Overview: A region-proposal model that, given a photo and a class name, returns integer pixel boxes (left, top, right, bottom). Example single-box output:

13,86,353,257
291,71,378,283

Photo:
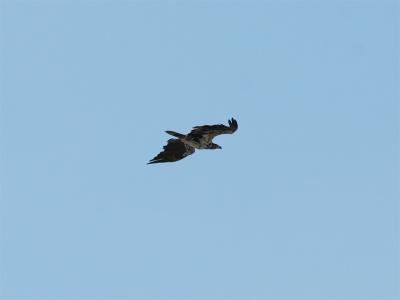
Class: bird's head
209,143,222,150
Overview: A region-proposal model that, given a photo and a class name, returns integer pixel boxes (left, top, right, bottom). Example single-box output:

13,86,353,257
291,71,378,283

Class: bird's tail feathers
165,131,185,139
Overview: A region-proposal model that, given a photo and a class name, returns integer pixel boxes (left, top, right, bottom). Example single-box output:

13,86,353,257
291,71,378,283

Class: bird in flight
148,118,238,164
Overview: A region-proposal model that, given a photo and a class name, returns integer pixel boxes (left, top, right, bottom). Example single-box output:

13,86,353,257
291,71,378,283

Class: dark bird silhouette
148,118,238,164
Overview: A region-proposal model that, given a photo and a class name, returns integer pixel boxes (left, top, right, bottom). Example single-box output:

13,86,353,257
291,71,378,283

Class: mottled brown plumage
148,118,238,164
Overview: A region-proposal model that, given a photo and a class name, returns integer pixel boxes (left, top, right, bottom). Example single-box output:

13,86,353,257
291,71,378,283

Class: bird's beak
218,146,222,149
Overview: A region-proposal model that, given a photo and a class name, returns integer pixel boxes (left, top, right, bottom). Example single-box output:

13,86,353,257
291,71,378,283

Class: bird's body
148,118,238,164
166,130,219,149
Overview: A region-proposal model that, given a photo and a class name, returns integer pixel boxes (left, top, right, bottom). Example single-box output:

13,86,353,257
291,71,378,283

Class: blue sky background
1,0,399,299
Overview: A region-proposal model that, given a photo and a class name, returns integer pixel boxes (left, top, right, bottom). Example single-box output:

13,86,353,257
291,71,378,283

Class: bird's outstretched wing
148,139,195,164
188,118,238,140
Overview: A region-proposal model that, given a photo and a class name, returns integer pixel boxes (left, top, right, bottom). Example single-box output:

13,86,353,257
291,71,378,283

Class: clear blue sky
1,0,399,299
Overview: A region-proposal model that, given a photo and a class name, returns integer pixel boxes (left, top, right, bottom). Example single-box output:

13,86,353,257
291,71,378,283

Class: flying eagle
148,118,238,164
